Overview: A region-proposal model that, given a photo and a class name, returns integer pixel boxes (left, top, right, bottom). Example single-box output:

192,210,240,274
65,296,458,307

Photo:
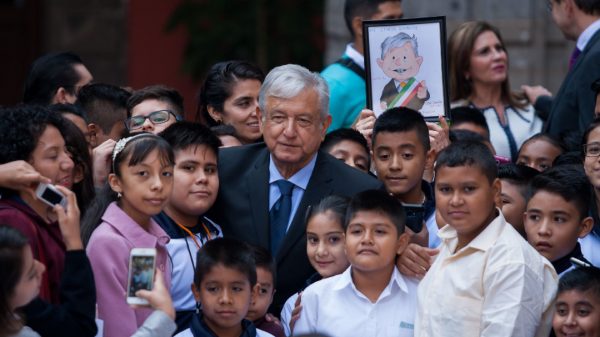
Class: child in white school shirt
293,190,418,337
415,141,557,337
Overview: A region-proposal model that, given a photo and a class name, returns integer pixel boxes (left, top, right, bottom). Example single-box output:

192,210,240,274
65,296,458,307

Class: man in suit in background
209,64,383,313
524,0,600,137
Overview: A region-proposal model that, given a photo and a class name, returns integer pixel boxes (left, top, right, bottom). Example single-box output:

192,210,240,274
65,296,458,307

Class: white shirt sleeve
481,262,547,337
290,289,317,335
281,293,299,336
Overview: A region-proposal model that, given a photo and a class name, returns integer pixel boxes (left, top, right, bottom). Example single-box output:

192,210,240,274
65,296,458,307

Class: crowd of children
2,11,600,337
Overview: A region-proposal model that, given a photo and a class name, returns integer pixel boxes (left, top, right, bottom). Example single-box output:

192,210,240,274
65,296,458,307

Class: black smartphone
403,203,425,233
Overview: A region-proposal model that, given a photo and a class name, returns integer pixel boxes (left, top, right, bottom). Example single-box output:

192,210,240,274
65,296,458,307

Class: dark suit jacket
209,143,383,313
545,28,600,137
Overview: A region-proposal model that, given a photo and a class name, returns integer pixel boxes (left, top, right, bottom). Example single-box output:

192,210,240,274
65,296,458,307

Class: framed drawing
363,16,450,121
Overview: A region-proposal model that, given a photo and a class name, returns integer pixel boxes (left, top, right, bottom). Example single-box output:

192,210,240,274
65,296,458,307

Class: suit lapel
276,153,334,262
246,149,271,249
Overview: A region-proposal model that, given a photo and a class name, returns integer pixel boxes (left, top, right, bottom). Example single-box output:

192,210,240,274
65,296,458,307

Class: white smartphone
35,183,67,208
126,248,157,305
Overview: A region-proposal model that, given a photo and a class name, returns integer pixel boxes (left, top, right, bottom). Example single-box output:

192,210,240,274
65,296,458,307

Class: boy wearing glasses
126,85,184,134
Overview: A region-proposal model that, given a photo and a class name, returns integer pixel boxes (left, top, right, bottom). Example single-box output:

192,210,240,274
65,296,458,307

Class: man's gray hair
380,32,419,59
259,64,329,120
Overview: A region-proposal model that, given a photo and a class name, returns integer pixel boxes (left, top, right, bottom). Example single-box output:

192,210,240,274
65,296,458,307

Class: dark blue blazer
545,28,600,136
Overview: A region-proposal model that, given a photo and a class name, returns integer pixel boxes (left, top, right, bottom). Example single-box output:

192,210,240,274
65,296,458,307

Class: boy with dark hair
552,266,600,336
175,238,274,337
449,129,496,155
246,246,284,337
416,140,557,337
210,124,242,148
48,103,92,146
516,133,565,172
294,189,415,337
323,0,403,131
524,165,594,275
371,107,435,244
156,121,224,332
78,83,131,146
449,106,490,140
126,85,184,134
320,128,370,173
497,163,539,237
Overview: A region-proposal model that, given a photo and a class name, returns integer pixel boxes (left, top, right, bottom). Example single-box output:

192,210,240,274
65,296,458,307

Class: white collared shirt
345,43,365,69
577,18,600,51
415,212,558,337
293,266,418,337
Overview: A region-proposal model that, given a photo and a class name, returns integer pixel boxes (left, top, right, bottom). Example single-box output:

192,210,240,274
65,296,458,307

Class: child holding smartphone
83,133,175,337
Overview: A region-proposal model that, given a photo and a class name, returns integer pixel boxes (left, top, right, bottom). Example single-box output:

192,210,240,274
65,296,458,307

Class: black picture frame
363,16,450,122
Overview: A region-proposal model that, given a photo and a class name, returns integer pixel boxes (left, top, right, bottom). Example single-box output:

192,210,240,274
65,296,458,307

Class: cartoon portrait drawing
377,32,429,111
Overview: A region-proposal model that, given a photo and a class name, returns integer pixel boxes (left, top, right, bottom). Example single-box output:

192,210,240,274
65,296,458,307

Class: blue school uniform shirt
175,312,274,337
154,212,222,332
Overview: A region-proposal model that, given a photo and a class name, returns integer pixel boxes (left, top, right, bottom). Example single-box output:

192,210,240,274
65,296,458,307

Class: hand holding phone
127,248,157,305
35,183,67,208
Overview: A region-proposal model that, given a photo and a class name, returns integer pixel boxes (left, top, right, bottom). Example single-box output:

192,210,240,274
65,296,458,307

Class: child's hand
417,80,428,99
135,269,175,320
264,313,281,327
0,161,51,200
397,243,438,279
427,116,450,155
52,185,83,251
92,139,116,188
354,109,376,149
289,292,302,332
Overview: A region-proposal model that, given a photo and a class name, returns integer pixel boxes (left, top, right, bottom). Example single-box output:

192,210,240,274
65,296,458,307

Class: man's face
59,63,93,104
377,43,423,82
259,88,331,178
370,1,404,21
549,0,577,40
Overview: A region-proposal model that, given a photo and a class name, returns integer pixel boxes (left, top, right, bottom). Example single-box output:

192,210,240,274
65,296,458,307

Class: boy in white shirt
415,140,557,337
293,189,418,337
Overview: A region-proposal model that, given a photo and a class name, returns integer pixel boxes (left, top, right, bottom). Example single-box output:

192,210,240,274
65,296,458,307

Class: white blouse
452,101,543,160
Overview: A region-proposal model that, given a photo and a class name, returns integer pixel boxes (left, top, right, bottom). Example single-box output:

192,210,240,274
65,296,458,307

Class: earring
117,192,122,198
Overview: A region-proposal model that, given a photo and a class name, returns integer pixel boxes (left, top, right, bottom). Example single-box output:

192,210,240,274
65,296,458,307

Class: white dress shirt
293,266,418,337
415,211,558,337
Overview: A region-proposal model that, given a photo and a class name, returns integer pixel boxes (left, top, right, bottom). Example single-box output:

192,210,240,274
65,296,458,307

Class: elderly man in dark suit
209,64,383,313
524,0,600,137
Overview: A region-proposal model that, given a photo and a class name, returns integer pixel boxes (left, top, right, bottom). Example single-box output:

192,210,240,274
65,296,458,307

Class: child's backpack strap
335,57,366,80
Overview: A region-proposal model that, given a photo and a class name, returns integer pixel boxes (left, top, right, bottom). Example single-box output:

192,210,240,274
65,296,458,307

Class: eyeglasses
125,110,178,130
584,142,600,157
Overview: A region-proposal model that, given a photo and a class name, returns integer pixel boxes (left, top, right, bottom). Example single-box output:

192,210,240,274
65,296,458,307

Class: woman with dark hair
197,60,264,145
448,21,545,160
0,104,76,304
